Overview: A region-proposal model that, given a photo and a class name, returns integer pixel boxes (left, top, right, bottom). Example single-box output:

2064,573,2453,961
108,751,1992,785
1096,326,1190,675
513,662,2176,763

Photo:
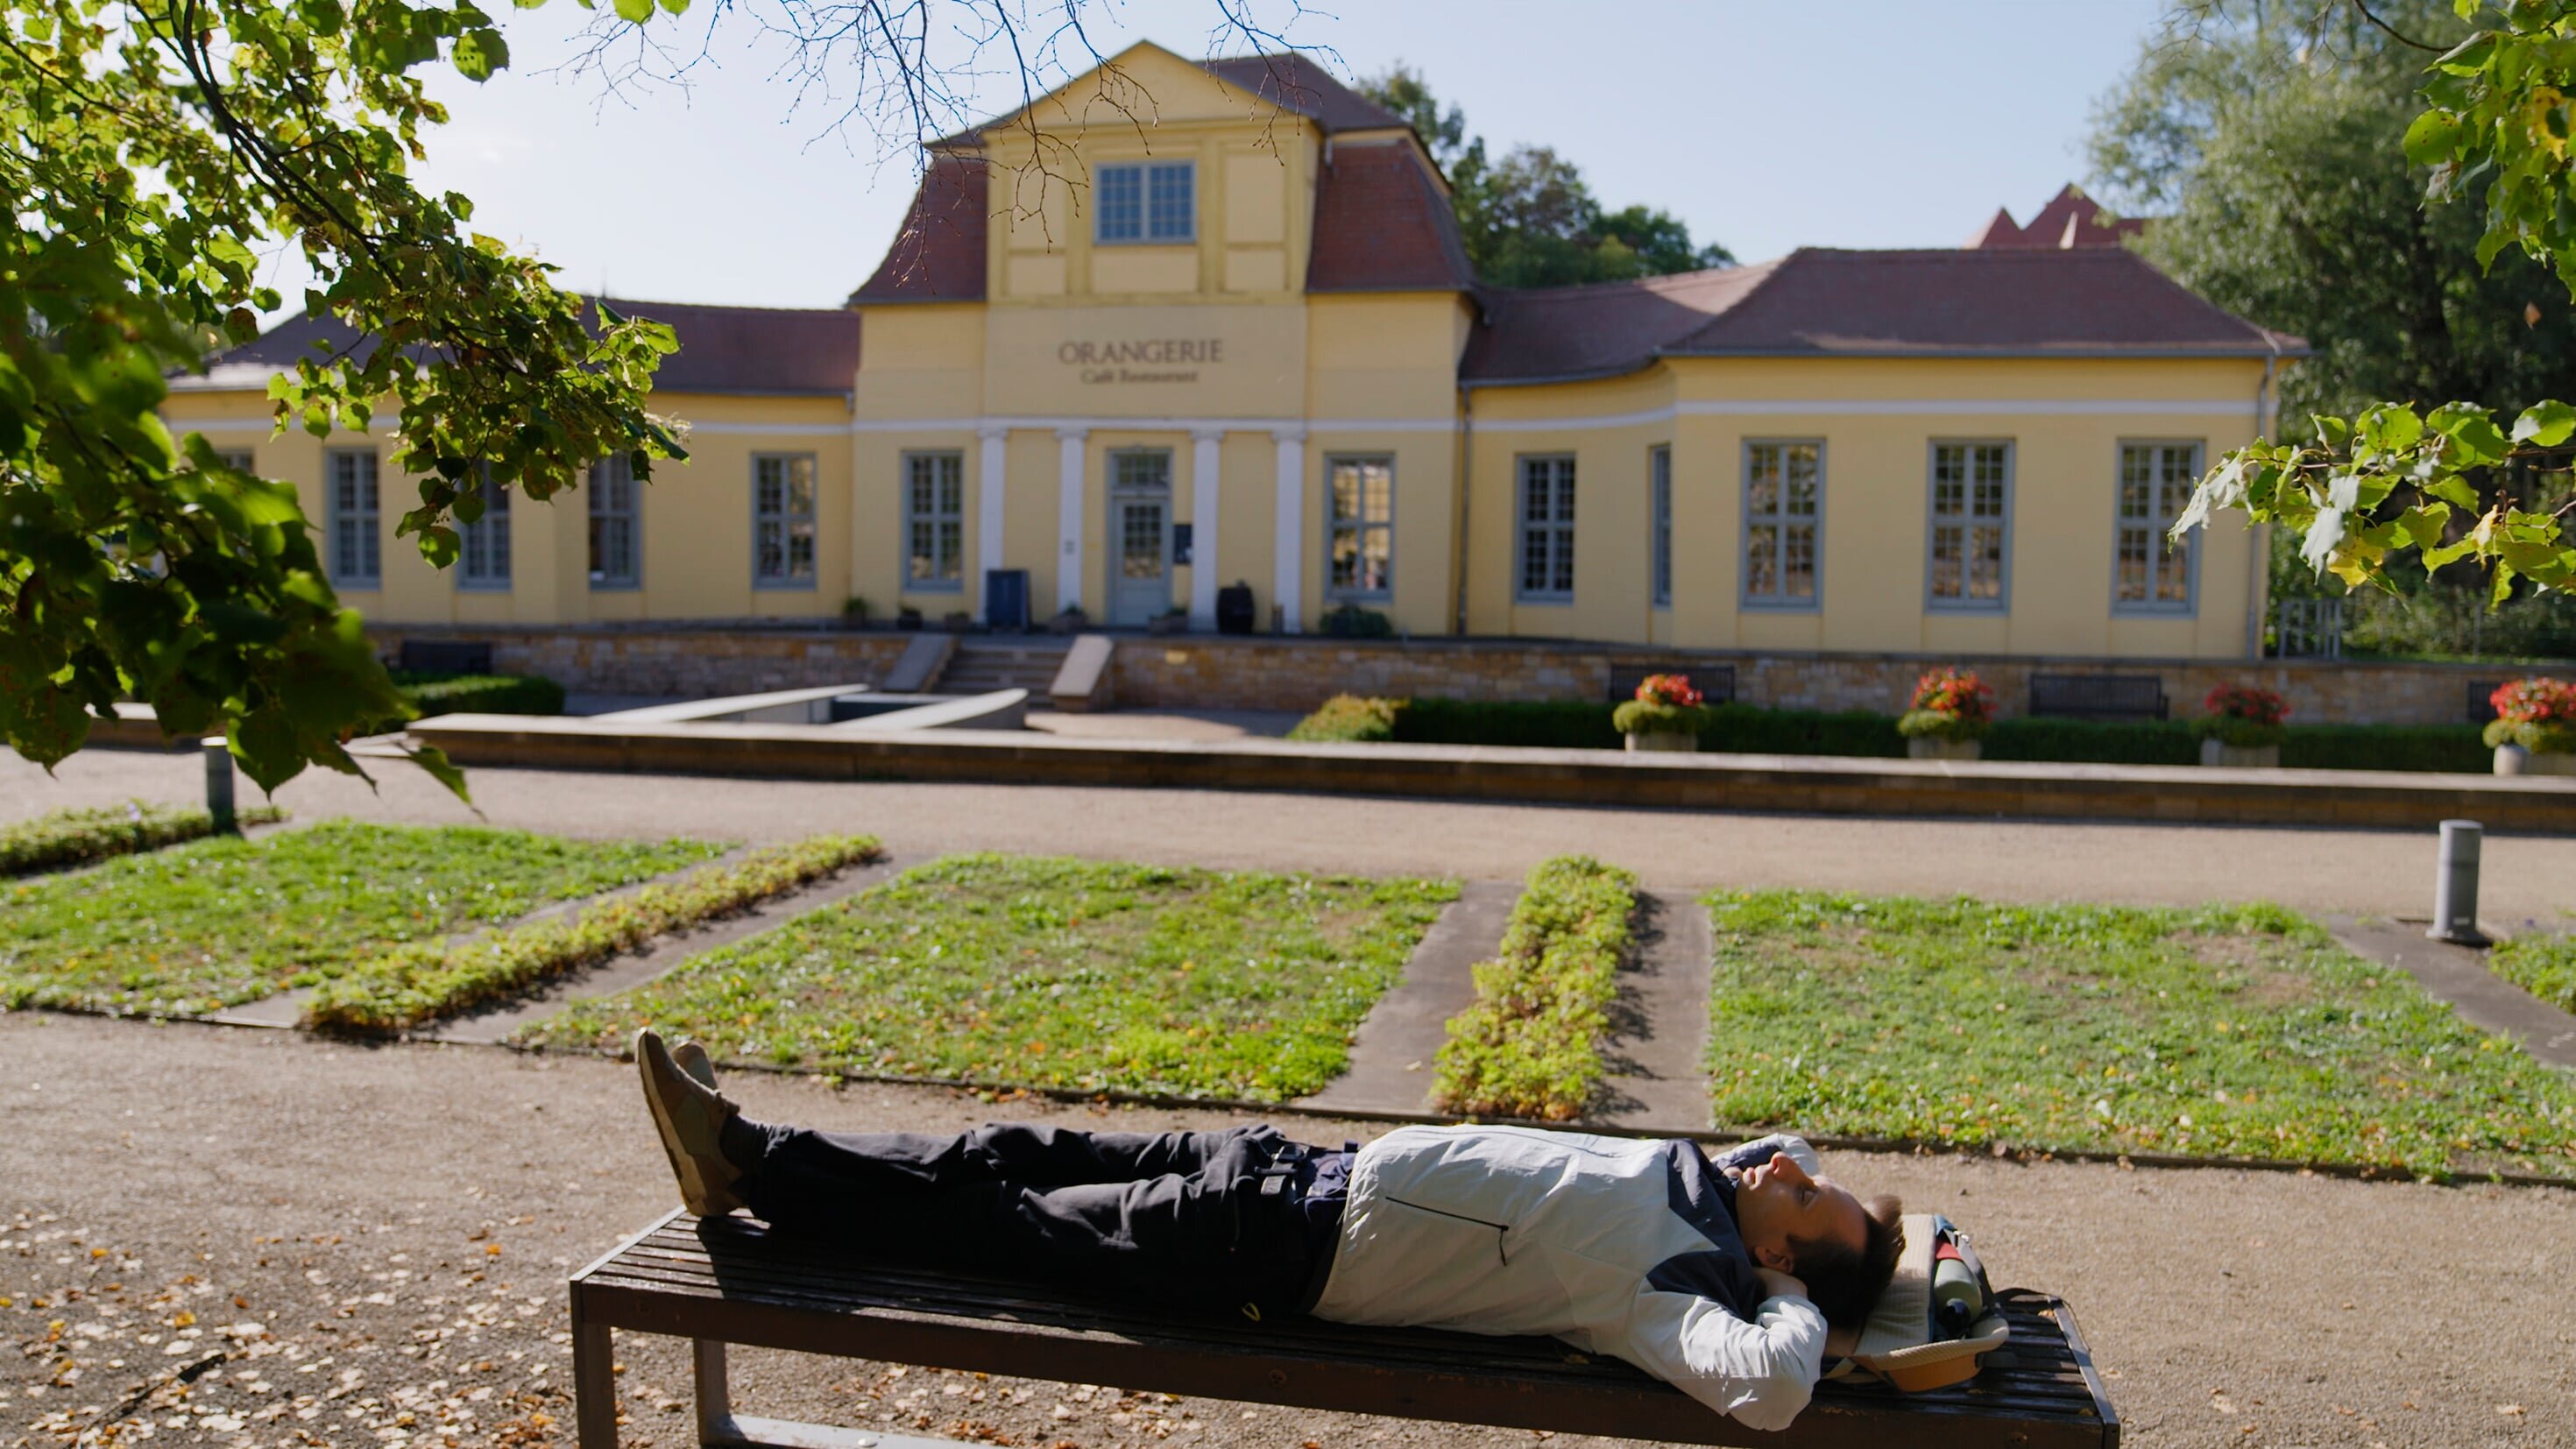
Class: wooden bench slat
571,1214,2117,1448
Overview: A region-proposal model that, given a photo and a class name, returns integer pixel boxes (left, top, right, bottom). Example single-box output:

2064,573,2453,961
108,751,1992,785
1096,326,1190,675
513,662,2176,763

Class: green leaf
2403,110,2463,165
452,27,508,80
2512,399,2576,447
2301,508,2347,574
2427,477,2482,510
402,743,477,807
2396,502,2452,549
612,0,652,22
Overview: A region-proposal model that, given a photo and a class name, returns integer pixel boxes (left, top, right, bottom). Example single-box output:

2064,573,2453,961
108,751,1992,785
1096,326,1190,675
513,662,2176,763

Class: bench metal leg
694,1338,733,1443
571,1317,619,1449
692,1335,896,1448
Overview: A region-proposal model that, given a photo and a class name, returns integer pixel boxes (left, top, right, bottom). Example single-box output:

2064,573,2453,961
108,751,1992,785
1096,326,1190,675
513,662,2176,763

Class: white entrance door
1107,449,1172,627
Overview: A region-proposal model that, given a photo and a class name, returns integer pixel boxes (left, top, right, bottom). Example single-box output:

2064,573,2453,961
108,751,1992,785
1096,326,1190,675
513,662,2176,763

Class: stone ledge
408,714,2576,833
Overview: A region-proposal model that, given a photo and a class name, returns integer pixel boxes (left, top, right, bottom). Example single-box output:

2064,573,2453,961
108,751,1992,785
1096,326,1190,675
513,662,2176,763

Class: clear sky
272,0,2172,315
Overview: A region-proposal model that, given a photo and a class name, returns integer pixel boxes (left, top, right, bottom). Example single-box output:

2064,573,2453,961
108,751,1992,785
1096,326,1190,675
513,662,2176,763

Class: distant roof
847,156,991,305
931,49,1411,151
1306,140,1476,293
1970,183,2147,251
180,297,860,396
1463,247,2304,385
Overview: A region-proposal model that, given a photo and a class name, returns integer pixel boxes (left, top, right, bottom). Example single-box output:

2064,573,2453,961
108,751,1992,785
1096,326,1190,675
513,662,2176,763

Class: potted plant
1612,674,1711,753
1046,604,1089,636
1898,668,1993,761
2194,684,2289,768
1320,603,1395,639
839,596,871,631
2486,676,2576,775
1147,605,1189,637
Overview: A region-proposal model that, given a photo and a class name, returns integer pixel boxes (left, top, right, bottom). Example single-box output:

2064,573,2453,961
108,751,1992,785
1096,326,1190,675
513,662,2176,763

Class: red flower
2492,676,2576,725
2203,684,2289,727
1907,668,1993,724
1635,674,1704,708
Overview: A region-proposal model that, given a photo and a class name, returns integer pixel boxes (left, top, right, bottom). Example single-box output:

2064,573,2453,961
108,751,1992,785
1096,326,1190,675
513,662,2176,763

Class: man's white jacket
1310,1125,1827,1432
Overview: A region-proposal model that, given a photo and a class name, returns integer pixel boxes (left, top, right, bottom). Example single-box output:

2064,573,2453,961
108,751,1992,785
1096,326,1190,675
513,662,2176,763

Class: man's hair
1789,1195,1905,1331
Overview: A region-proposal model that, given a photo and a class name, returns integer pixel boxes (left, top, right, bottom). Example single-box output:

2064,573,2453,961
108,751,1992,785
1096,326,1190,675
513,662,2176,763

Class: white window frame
1095,159,1195,244
902,449,966,592
1515,454,1577,604
1650,444,1674,609
753,453,819,590
327,449,380,590
1925,440,2013,613
589,456,641,590
1741,439,1823,611
456,469,512,592
2112,440,2201,617
1326,455,1396,603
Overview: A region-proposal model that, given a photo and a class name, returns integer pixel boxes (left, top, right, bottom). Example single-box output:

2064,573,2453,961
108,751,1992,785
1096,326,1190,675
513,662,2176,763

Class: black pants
732,1120,1330,1316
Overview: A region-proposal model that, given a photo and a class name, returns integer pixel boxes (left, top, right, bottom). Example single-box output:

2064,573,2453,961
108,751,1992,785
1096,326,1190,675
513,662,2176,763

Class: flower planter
1146,613,1188,637
1624,731,1698,753
1907,737,1981,762
2496,744,2576,776
2200,739,2280,769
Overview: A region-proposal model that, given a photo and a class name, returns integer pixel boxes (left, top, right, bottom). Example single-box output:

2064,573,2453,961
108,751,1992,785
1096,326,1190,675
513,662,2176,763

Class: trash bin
1215,581,1256,635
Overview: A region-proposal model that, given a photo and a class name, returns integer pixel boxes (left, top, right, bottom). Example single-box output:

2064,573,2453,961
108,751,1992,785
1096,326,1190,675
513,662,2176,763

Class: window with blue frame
1097,161,1194,243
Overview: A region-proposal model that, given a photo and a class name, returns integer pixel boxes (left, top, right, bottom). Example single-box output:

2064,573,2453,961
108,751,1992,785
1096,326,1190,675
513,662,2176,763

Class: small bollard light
2427,818,2488,946
202,736,237,835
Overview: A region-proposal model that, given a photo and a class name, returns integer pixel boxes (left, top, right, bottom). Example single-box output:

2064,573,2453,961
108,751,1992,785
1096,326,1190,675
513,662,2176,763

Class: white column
1271,426,1306,634
1055,427,1088,616
1189,428,1224,632
975,425,1008,622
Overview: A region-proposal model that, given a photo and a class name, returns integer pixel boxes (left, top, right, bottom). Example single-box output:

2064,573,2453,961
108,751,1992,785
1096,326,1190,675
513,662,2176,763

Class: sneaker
635,1028,747,1217
671,1038,718,1092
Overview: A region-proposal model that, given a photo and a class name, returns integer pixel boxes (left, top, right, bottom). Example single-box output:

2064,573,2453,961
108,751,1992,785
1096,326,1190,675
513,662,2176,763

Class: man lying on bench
633,1028,1904,1433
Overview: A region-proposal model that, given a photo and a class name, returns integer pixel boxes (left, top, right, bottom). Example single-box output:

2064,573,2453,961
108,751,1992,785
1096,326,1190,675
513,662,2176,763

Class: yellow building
162,41,2302,659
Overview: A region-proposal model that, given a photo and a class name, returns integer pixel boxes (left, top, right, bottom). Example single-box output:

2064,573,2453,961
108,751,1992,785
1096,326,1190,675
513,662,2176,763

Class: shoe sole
637,1032,743,1217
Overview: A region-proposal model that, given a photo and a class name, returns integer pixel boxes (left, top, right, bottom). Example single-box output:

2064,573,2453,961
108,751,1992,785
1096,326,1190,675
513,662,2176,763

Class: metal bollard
202,736,237,835
2427,818,2488,946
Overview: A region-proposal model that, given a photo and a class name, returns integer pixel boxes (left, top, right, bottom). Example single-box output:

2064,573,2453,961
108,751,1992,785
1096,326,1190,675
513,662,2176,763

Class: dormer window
1097,161,1194,244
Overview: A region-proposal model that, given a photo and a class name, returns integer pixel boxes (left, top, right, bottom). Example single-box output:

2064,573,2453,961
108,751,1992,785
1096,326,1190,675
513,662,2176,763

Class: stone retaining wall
1113,638,2544,725
367,625,911,696
366,624,2558,725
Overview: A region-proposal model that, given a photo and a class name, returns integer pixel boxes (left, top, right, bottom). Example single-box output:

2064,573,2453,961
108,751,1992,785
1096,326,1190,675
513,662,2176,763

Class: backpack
1821,1212,2011,1392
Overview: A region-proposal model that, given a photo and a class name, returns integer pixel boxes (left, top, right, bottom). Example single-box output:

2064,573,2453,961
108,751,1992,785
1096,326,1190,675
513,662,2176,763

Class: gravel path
4,1015,2571,1448
14,747,2576,922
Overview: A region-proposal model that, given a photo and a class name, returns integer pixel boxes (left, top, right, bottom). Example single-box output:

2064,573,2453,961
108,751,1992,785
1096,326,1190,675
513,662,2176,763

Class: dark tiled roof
184,297,860,396
1198,53,1412,134
1462,248,2302,385
1458,262,1784,385
1973,183,2146,251
848,156,991,304
1306,141,1475,293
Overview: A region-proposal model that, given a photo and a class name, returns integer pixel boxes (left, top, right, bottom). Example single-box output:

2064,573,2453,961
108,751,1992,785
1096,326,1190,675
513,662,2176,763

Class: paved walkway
3,1014,2569,1448
16,747,2576,921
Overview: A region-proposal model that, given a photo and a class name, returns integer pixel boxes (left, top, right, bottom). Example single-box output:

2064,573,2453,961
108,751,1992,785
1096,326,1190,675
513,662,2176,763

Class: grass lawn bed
2489,933,2576,1014
1703,891,2576,1178
1,802,286,877
0,821,722,1015
520,854,1456,1100
304,834,882,1032
1433,856,1639,1121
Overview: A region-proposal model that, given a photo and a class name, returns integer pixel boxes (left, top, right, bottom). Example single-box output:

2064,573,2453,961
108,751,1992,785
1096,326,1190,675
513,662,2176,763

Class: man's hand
1755,1268,1808,1304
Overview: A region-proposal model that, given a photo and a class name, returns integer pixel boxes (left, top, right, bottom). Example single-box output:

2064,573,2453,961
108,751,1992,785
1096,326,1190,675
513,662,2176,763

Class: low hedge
1433,855,1638,1121
2489,933,2576,1014
364,671,567,733
1285,696,2496,773
302,833,883,1032
0,801,287,877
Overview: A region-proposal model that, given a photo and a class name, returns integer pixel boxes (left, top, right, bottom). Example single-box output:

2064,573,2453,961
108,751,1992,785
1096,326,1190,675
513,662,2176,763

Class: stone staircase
934,638,1073,696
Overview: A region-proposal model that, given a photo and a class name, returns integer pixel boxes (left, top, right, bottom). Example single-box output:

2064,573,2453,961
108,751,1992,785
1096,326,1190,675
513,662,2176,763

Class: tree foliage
1,0,687,797
1358,63,1733,288
2163,0,2576,605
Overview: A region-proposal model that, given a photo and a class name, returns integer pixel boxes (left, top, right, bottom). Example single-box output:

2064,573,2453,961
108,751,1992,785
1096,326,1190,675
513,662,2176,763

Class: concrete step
936,642,1072,695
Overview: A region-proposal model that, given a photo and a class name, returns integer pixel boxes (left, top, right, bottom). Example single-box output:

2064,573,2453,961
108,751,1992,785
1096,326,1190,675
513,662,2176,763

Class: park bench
396,639,495,676
570,1210,2120,1449
1609,662,1737,705
2028,672,2168,722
